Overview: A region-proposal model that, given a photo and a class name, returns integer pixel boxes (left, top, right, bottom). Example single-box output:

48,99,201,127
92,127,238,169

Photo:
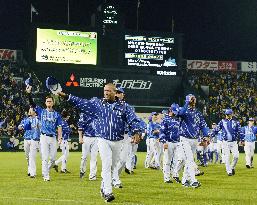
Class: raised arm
59,92,98,118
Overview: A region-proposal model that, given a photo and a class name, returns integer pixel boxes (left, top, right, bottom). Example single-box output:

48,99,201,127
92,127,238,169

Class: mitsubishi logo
66,73,79,87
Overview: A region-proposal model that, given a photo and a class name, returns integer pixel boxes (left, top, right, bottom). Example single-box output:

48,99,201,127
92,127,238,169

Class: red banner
0,49,17,61
187,60,218,70
218,61,237,71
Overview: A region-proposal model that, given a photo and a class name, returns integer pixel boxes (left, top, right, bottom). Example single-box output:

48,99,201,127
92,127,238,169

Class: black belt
42,133,54,137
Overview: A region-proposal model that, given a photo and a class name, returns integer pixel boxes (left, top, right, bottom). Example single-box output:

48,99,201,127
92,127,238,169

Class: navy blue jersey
212,119,241,142
62,119,71,140
77,113,96,137
68,95,145,141
159,115,180,143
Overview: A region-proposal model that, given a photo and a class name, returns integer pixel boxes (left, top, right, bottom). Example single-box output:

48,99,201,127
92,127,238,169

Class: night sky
1,0,257,61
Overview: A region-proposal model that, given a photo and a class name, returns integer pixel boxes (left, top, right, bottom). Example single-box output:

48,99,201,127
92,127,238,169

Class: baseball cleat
173,177,181,183
246,165,251,169
113,183,123,188
30,175,36,178
232,169,235,175
125,168,131,174
43,177,50,181
191,181,201,188
80,172,85,179
182,181,191,187
53,165,58,172
164,180,172,183
195,170,204,176
89,175,97,181
227,173,233,176
61,169,71,173
104,193,115,203
28,173,30,177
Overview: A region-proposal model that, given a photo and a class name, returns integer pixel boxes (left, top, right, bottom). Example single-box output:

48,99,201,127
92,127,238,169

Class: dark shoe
53,165,58,172
195,171,204,176
28,173,30,177
114,183,123,188
125,167,131,174
61,169,71,173
246,165,251,169
89,175,96,181
173,177,181,183
104,193,115,203
80,172,85,179
191,181,201,188
182,180,191,187
232,169,235,175
228,173,233,176
30,175,36,178
164,180,172,183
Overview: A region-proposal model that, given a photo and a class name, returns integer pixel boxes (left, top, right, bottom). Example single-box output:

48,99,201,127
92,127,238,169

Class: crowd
187,70,257,124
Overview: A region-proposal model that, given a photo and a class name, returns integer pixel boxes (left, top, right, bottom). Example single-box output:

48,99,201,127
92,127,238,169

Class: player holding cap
58,82,145,203
211,109,241,176
178,94,209,188
26,77,62,181
240,117,257,168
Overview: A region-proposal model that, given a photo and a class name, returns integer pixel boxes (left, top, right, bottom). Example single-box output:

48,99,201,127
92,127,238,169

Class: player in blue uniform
211,109,241,176
55,110,72,173
78,112,99,180
26,86,62,181
178,94,209,188
240,118,257,168
159,103,182,183
58,83,145,203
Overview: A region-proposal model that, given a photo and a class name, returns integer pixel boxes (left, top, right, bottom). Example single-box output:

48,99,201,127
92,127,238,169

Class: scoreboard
124,35,177,68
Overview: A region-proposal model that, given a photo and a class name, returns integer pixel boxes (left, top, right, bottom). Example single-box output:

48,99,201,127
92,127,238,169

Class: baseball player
78,112,99,180
26,86,62,181
18,114,32,177
145,113,162,169
54,110,72,173
144,113,156,168
240,117,257,168
216,129,224,164
159,103,182,183
178,94,209,188
211,109,241,176
58,83,145,203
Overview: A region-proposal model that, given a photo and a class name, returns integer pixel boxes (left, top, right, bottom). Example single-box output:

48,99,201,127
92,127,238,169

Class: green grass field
0,152,256,205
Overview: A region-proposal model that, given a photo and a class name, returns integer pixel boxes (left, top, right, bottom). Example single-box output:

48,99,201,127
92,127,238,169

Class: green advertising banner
36,28,97,65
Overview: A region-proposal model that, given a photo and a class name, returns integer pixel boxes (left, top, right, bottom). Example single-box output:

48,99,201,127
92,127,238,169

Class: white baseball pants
40,134,57,179
244,141,255,166
55,139,69,171
223,141,239,174
98,138,123,195
80,136,98,178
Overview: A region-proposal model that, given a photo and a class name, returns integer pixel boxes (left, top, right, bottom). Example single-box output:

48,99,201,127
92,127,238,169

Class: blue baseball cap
224,109,233,115
116,86,124,93
46,76,62,95
170,103,179,115
25,77,33,86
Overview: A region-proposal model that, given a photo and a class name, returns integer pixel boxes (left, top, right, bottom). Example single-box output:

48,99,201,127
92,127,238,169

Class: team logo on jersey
66,73,79,87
